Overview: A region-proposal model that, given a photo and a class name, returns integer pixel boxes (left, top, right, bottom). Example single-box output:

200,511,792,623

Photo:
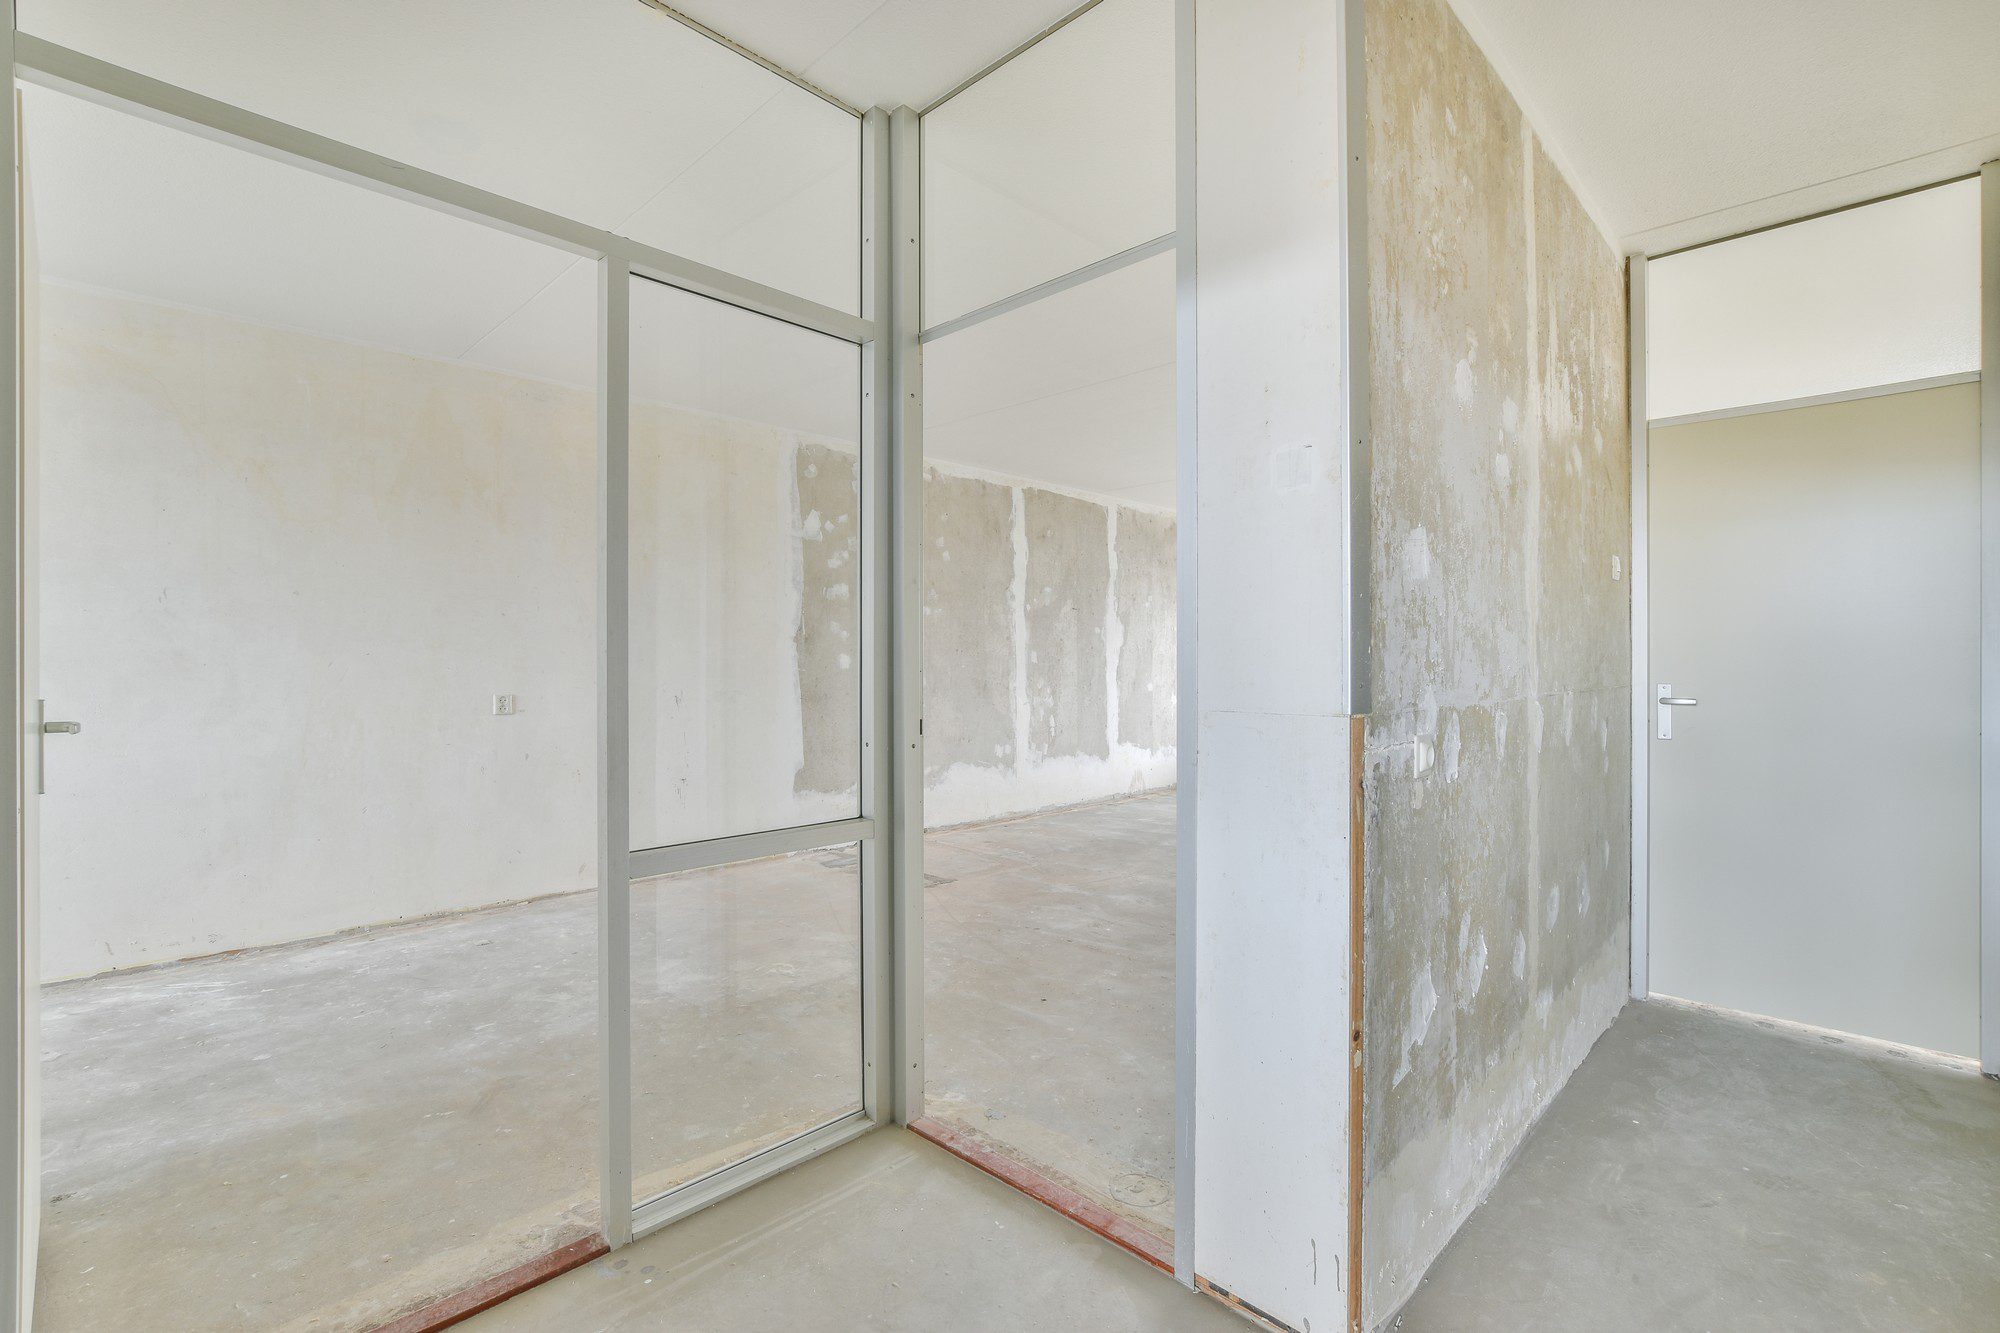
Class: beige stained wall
38,284,1175,977
1360,0,1631,1321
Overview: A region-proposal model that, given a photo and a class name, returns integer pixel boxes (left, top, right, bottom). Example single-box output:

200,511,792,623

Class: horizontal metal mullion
1647,370,1980,430
628,817,873,879
13,35,876,345
918,231,1176,344
629,1111,876,1240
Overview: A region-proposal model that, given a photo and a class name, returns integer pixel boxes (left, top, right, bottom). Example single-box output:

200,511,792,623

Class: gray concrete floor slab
1393,998,2000,1332
35,794,1175,1331
923,792,1177,1239
461,1127,1231,1333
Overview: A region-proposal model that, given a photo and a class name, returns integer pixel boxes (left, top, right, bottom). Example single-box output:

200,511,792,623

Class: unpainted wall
920,465,1177,829
39,285,1175,976
1361,0,1631,1321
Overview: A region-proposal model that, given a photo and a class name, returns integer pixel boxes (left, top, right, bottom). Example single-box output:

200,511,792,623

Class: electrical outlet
492,694,518,716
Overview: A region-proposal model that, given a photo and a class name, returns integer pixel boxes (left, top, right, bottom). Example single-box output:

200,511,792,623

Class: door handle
1657,698,1698,707
35,700,81,795
1656,685,1697,740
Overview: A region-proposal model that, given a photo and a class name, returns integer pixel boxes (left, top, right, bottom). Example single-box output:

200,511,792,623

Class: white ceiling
1449,0,2000,255
663,0,1088,111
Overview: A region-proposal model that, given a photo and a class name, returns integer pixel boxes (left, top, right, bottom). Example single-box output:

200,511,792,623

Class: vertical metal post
1170,0,1198,1289
858,108,895,1121
1,4,25,1324
1628,255,1650,1004
1981,160,1998,1079
597,254,634,1246
1340,0,1373,720
887,105,925,1124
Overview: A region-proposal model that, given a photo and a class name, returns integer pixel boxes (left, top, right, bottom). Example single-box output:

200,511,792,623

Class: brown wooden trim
369,1234,610,1333
1196,1274,1301,1332
1348,714,1367,1333
908,1117,1173,1273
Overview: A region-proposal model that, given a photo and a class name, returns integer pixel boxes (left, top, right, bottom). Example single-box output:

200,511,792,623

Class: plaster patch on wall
1023,489,1111,763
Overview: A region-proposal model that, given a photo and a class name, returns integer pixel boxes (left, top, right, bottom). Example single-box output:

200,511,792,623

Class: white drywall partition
1646,179,1981,421
1190,0,1353,1325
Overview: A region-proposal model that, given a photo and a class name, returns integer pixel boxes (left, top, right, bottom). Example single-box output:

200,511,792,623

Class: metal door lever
1656,685,1698,740
36,701,81,795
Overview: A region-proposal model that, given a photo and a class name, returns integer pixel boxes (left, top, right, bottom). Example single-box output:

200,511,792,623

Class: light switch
1612,555,1623,581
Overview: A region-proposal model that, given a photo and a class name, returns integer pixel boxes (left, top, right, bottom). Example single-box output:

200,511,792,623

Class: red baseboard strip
908,1117,1173,1274
370,1233,610,1333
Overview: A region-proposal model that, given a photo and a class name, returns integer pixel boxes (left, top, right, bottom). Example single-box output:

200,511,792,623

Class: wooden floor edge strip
1195,1275,1303,1333
906,1117,1174,1274
1348,713,1367,1333
369,1233,611,1333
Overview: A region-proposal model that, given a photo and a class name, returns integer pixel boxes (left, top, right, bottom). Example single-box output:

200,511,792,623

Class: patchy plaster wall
39,284,1174,976
920,465,1177,829
1360,0,1631,1322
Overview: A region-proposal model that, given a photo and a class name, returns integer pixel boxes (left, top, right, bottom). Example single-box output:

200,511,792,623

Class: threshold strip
369,1233,609,1333
908,1116,1172,1273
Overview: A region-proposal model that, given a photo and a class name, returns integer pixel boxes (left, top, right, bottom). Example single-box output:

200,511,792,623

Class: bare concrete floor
1395,998,2000,1332
923,791,1176,1239
36,795,1173,1331
462,1128,1230,1333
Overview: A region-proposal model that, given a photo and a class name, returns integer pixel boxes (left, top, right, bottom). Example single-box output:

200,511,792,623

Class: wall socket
492,694,518,716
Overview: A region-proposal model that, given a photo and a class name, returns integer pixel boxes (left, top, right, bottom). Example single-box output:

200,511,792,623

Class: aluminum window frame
1,17,901,1301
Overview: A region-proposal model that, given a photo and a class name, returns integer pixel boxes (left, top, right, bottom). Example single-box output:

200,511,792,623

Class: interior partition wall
0,2,899,1322
907,0,1184,1271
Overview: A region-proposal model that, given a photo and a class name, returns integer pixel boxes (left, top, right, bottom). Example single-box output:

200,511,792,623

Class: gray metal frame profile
1629,169,2000,1077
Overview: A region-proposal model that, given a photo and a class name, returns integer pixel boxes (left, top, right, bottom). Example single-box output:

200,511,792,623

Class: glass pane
1647,179,1979,420
22,0,861,312
918,255,1179,1242
29,86,598,1329
627,277,863,851
921,0,1175,326
629,844,863,1204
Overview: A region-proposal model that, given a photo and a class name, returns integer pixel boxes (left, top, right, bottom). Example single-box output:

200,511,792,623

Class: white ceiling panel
1449,0,2000,254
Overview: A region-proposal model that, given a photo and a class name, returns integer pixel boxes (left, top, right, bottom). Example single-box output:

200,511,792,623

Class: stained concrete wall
920,466,1178,830
1360,0,1631,1322
38,284,1175,977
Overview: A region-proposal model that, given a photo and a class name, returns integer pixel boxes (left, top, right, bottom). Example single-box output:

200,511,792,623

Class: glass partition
20,0,862,312
27,83,600,1331
921,0,1175,326
626,277,864,852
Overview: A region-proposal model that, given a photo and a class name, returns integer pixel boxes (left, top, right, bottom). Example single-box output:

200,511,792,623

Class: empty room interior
0,1,1996,1332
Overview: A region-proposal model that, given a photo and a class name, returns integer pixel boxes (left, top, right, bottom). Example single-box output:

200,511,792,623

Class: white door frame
1628,165,2000,1077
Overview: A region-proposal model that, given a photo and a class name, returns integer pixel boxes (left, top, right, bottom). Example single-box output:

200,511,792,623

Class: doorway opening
1635,176,1987,1062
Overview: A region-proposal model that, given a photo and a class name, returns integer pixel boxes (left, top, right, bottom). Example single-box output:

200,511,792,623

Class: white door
1648,381,1981,1056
